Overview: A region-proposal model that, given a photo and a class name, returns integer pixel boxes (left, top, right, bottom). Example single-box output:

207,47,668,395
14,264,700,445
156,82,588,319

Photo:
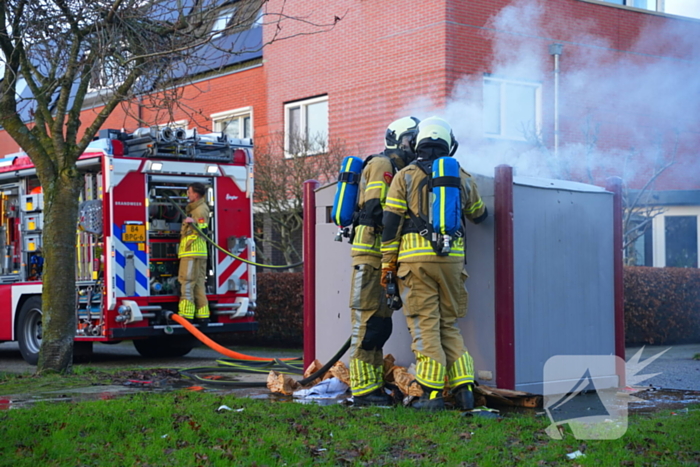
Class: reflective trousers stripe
178,257,209,318
415,351,446,390
350,360,383,396
447,352,475,388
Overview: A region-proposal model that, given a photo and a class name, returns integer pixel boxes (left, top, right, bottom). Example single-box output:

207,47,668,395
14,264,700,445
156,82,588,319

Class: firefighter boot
353,388,392,407
194,317,210,327
412,385,445,411
452,384,475,410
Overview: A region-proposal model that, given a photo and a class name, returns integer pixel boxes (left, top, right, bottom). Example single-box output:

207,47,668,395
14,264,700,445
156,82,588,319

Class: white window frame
212,8,236,38
211,106,253,140
483,76,542,142
87,43,131,93
284,95,329,157
651,206,700,267
581,0,700,20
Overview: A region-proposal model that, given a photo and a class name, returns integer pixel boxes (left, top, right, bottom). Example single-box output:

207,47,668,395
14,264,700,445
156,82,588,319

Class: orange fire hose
169,312,298,362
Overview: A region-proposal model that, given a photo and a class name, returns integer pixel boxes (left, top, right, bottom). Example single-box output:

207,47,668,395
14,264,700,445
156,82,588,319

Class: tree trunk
36,170,83,374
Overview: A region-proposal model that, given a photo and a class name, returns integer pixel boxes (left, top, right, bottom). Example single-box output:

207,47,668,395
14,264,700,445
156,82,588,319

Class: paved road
0,340,303,375
2,341,698,391
625,344,700,391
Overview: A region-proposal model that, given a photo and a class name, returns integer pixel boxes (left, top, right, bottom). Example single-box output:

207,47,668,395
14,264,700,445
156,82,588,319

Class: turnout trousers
398,261,474,391
178,257,210,319
348,264,393,396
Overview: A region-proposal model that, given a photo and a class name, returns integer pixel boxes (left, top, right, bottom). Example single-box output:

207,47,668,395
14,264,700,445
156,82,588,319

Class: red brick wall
263,0,448,157
0,64,266,156
80,64,267,138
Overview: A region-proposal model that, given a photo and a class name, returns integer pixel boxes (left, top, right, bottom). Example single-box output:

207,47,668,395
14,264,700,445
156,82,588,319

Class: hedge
220,267,700,348
220,272,304,347
625,266,700,345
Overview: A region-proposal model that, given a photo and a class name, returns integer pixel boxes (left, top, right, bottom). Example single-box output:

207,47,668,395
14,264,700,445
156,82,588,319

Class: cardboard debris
303,359,324,387
389,365,423,398
267,370,300,395
323,361,350,387
475,385,542,408
383,354,396,380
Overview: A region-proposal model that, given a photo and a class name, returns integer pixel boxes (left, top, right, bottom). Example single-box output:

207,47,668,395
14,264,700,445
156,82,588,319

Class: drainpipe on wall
549,43,563,159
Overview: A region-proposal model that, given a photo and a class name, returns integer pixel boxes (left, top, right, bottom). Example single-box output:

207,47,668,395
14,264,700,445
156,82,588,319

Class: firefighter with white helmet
348,116,420,406
381,116,488,410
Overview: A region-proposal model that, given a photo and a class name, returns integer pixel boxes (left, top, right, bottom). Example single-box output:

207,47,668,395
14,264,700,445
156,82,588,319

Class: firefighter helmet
414,116,458,157
385,116,421,150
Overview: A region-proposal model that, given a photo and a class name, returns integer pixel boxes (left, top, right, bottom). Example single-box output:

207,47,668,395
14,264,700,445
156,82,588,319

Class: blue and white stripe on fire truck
112,223,149,297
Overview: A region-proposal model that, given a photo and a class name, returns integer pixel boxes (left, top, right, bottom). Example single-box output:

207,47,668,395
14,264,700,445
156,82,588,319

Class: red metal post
606,176,625,386
494,164,515,390
303,180,320,371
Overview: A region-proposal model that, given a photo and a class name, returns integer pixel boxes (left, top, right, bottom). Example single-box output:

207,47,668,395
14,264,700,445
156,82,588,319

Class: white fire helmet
385,116,421,149
414,116,458,157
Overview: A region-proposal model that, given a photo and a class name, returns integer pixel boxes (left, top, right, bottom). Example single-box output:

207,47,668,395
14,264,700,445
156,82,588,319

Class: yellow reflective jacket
351,150,409,267
178,197,209,258
381,163,486,265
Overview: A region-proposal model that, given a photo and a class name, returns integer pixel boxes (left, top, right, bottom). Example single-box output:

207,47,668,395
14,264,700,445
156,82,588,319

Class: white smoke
400,0,700,187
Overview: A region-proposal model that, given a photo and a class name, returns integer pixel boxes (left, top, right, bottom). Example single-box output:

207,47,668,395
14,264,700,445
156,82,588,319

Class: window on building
284,96,328,156
483,77,540,141
596,0,700,19
665,216,698,268
211,3,262,38
212,107,252,140
651,207,700,267
626,218,654,266
212,8,236,38
88,43,131,92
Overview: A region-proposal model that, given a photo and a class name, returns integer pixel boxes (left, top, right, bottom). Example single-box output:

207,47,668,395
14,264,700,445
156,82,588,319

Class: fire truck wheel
132,336,196,358
17,296,43,365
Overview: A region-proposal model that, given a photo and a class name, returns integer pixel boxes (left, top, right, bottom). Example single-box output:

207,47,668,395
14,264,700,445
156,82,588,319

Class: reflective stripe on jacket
381,164,485,265
350,150,407,267
179,197,210,258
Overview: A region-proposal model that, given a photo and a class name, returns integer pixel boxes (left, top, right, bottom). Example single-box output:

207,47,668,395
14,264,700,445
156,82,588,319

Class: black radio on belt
385,272,402,310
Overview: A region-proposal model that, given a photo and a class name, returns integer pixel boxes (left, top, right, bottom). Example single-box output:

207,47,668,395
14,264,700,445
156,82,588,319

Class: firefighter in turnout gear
178,182,211,325
380,117,488,410
349,116,420,406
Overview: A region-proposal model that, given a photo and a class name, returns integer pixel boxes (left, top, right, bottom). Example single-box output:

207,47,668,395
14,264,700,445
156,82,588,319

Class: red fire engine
0,127,258,364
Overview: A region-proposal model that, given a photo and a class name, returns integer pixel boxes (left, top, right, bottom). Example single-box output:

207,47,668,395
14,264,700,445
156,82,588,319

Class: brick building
1,0,699,267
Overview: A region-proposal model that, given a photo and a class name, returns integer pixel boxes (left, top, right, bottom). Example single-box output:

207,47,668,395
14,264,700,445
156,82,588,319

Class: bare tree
0,0,341,373
524,116,679,266
253,132,347,269
621,130,679,265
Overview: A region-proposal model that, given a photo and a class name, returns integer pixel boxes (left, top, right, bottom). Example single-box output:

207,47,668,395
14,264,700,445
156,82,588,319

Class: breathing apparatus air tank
430,156,462,254
331,156,363,241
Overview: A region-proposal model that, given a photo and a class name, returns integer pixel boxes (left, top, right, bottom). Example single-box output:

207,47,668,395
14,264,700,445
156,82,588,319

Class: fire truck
0,127,258,364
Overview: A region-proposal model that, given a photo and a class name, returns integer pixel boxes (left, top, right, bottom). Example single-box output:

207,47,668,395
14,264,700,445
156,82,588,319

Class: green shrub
624,266,700,345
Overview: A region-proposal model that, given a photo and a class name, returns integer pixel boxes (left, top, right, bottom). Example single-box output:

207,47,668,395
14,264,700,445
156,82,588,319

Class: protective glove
380,262,397,289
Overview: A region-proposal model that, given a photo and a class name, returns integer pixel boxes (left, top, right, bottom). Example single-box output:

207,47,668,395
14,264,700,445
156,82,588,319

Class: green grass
0,368,111,394
693,353,700,361
0,390,698,466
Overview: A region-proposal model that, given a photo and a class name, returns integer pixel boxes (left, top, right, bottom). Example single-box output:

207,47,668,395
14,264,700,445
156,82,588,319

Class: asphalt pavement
1,341,698,391
0,340,302,375
625,344,700,391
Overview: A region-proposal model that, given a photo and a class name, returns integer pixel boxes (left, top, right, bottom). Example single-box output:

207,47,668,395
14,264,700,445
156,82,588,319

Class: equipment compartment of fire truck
0,127,258,364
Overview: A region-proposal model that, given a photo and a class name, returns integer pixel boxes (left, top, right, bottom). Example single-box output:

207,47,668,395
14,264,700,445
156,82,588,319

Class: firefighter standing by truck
178,182,211,325
348,116,421,406
380,117,488,410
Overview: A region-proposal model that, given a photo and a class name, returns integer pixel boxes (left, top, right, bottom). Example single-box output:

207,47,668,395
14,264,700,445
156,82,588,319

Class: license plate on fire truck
123,224,145,242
